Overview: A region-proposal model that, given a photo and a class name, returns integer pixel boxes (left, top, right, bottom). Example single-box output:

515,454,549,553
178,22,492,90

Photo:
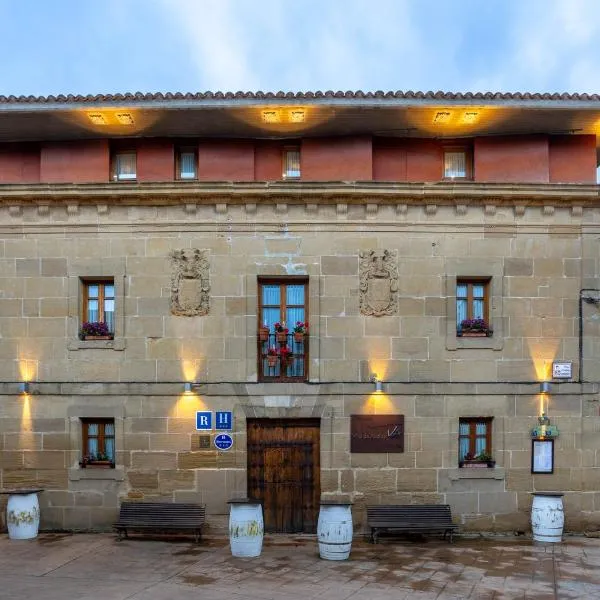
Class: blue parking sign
196,411,212,430
215,411,233,431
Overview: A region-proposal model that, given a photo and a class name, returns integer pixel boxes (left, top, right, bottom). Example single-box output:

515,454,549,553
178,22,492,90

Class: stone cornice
0,181,598,204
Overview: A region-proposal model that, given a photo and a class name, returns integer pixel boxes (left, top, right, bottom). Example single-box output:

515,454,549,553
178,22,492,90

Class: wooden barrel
7,492,40,540
317,503,353,560
229,501,264,557
531,493,564,543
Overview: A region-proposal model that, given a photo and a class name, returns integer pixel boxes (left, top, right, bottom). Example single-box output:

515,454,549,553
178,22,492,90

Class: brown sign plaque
350,415,405,453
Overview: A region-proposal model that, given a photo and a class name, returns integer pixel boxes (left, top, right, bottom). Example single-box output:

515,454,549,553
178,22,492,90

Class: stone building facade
1,91,600,534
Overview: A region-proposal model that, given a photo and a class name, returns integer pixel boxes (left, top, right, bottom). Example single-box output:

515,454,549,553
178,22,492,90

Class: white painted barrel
7,492,40,540
229,502,264,557
531,493,564,543
318,504,353,560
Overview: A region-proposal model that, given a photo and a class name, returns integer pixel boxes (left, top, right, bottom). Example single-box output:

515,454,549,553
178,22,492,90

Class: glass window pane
87,423,98,436
286,285,304,305
459,438,470,460
261,308,280,330
87,438,98,456
105,439,115,460
116,153,136,180
459,422,470,435
283,149,300,178
473,300,484,319
456,299,467,323
180,152,196,178
262,285,280,306
475,438,487,455
105,423,115,436
444,151,466,178
104,285,115,298
473,285,484,298
456,284,467,298
104,299,114,314
286,307,304,330
476,422,487,435
88,285,99,298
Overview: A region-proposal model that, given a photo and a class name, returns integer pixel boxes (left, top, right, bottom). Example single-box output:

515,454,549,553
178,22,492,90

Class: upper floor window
82,279,115,336
177,148,197,180
459,417,493,466
258,277,308,381
456,278,491,336
444,148,471,179
112,151,136,181
81,418,115,467
282,147,301,179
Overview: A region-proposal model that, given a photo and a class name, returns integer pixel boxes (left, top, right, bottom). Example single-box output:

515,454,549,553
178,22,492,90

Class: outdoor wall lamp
184,382,193,393
540,381,551,394
19,381,30,394
371,374,383,393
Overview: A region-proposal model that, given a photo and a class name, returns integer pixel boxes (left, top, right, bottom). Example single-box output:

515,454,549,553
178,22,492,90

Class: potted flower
266,346,278,368
293,321,308,343
459,451,495,468
457,318,492,337
278,346,292,369
274,322,289,343
259,323,270,342
79,321,113,340
79,452,115,468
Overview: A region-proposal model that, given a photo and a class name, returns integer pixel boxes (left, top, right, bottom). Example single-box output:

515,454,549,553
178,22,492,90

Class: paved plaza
1,532,600,599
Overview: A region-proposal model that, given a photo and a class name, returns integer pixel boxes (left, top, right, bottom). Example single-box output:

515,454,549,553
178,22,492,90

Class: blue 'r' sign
196,411,212,430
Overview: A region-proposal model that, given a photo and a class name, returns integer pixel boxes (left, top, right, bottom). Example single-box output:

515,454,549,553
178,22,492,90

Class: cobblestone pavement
1,532,600,599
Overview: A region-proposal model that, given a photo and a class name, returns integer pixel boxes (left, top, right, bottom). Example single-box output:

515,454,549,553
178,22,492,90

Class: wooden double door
247,418,320,533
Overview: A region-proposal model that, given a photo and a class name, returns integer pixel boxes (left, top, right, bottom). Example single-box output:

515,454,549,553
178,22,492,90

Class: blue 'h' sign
196,411,212,430
215,411,233,431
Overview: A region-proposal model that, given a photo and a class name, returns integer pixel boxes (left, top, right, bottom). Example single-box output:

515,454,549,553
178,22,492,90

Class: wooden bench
113,502,206,543
367,504,458,544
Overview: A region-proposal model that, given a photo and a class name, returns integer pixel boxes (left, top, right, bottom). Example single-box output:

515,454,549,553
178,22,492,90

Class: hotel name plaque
350,415,405,453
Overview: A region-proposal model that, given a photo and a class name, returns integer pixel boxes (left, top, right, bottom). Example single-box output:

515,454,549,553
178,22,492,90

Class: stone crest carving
169,249,210,316
359,249,398,316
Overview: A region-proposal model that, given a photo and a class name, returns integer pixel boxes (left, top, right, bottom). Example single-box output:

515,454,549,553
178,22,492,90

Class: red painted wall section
255,141,283,181
137,140,174,182
406,140,443,182
40,140,108,183
549,135,597,183
474,136,549,183
198,141,255,181
0,144,40,183
301,137,372,181
373,139,408,181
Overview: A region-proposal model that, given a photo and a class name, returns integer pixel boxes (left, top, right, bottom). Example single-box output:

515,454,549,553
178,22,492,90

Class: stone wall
1,186,600,533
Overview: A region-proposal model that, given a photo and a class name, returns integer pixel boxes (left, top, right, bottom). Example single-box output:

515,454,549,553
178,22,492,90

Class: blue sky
0,0,599,96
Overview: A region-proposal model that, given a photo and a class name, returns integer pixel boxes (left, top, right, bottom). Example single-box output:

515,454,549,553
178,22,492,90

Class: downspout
579,288,600,383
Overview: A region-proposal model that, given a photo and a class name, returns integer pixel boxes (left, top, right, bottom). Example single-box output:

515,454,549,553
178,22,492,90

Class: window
456,278,491,335
443,148,471,179
258,277,308,381
82,279,115,334
459,417,492,464
282,147,301,179
81,418,115,466
112,151,136,181
177,148,197,180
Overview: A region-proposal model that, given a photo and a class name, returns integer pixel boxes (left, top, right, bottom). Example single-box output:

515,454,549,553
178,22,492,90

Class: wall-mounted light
19,381,30,394
540,381,551,394
184,382,193,393
371,374,383,393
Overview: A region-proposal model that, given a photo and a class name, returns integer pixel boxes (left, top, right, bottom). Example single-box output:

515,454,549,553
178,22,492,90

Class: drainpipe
579,288,600,383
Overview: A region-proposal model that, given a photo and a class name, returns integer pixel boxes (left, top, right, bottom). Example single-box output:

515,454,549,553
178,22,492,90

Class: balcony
258,332,308,381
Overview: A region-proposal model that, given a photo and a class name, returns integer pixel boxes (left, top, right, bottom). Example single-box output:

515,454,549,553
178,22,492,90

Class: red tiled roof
1,90,599,104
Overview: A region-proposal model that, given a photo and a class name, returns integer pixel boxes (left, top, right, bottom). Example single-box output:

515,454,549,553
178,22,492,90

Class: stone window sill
448,467,505,481
68,337,126,351
69,467,125,481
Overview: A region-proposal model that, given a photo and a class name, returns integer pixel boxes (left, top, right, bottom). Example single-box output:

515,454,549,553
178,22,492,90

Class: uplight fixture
540,381,551,394
371,374,383,393
19,381,30,394
184,382,193,393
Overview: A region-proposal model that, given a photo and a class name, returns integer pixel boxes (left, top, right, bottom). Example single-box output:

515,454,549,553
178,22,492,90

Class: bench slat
113,502,206,543
366,504,458,544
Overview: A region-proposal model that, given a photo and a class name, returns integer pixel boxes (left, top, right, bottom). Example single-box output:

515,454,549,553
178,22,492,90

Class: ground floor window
459,417,492,464
81,418,115,467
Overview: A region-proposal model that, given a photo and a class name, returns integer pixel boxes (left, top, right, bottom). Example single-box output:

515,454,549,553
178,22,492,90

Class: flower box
460,460,496,468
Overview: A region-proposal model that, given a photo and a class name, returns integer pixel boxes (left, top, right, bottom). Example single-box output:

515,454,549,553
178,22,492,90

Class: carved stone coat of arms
359,249,398,316
169,249,210,316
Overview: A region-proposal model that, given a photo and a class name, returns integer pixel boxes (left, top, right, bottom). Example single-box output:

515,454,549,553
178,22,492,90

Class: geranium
293,321,308,334
460,318,489,330
79,321,112,338
274,322,288,333
267,346,278,356
278,346,292,360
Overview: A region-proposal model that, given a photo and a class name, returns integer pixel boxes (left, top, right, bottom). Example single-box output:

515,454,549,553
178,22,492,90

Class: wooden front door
247,418,320,533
